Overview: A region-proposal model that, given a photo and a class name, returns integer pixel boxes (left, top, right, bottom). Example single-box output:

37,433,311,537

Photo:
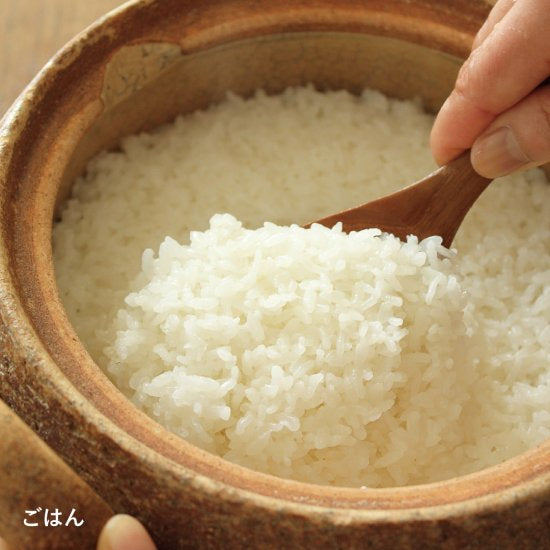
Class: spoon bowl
308,152,492,246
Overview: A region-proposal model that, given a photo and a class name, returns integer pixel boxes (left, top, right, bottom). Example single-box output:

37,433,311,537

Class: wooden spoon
307,152,492,247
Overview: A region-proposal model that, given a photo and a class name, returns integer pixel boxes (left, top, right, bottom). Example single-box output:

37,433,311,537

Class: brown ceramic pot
0,1,549,549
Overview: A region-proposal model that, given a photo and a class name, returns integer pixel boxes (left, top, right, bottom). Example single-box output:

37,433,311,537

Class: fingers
97,514,157,550
1,517,157,550
431,0,550,165
472,0,515,49
471,84,550,178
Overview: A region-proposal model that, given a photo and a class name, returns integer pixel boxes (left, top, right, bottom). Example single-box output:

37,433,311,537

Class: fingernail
98,514,156,550
471,126,531,178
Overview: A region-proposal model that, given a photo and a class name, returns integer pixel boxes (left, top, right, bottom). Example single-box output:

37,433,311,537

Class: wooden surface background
0,0,124,117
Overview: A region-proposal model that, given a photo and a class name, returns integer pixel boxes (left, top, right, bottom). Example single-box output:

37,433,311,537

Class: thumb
471,84,550,178
97,515,157,550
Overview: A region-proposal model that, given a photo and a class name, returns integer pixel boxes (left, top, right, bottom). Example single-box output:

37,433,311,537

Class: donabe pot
0,1,548,549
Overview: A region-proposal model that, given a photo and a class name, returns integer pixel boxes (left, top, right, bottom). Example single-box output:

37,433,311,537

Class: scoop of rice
106,214,475,487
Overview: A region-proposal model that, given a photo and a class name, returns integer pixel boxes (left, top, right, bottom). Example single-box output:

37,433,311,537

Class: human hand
96,514,157,550
0,514,156,550
430,0,550,178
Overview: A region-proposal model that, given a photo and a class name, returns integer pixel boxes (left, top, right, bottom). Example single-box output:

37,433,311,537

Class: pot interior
58,32,463,212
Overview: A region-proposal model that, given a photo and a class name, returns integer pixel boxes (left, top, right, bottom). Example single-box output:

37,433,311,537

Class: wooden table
0,0,123,117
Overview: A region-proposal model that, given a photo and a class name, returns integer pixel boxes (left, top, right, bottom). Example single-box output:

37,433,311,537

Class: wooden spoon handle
309,152,492,247
404,152,493,246
0,398,113,550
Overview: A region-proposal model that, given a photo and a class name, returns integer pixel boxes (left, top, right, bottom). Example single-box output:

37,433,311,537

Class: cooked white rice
53,87,550,488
